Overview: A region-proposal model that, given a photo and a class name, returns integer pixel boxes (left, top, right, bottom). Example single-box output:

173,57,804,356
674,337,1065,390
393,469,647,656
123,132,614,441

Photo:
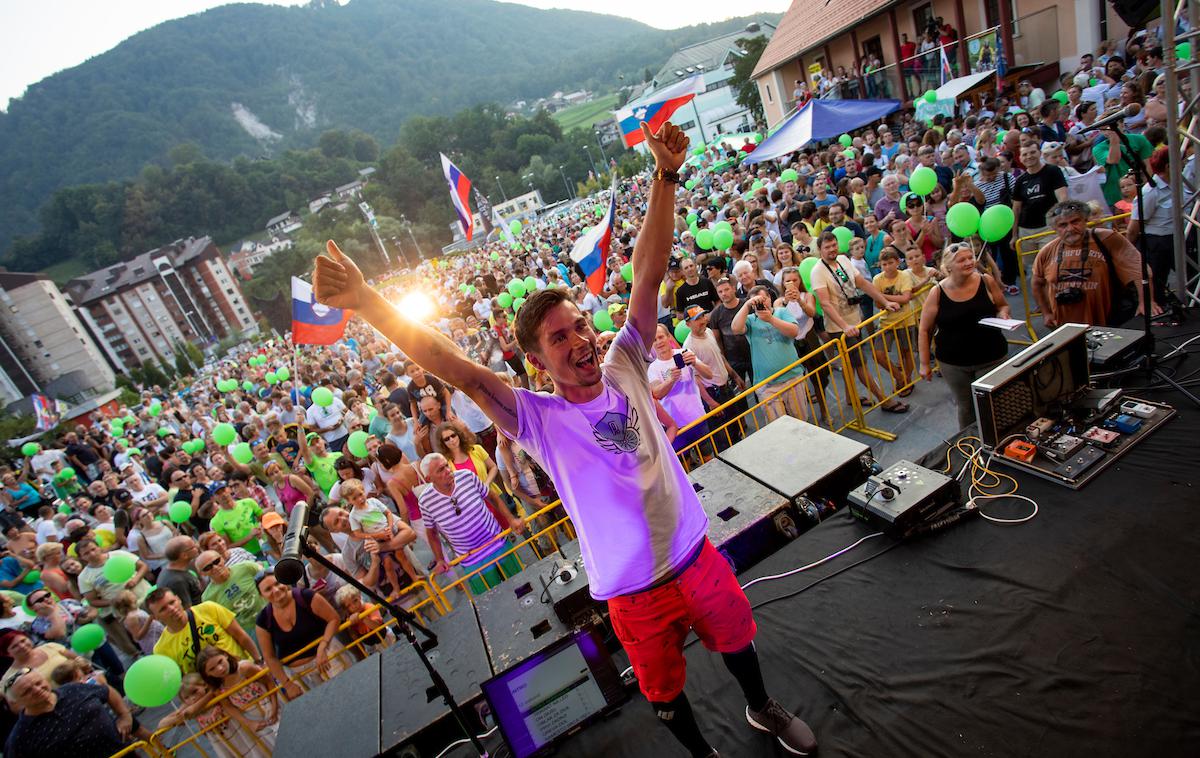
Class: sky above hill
0,0,789,110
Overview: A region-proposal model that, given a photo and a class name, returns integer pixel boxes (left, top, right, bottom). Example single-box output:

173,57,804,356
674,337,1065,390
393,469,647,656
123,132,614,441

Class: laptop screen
481,626,627,758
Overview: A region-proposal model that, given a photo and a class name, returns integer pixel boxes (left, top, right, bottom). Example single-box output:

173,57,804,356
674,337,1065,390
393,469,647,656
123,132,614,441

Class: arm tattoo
479,382,518,420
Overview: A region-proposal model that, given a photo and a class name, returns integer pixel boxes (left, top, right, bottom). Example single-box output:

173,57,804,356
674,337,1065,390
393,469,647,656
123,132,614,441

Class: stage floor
448,329,1200,758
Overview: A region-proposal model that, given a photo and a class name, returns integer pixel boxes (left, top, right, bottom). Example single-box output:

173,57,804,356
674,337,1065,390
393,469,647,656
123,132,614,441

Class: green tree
319,130,355,159
729,35,770,123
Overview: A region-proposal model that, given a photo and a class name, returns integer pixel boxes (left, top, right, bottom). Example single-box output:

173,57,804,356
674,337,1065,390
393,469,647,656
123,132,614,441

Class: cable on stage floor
432,724,500,758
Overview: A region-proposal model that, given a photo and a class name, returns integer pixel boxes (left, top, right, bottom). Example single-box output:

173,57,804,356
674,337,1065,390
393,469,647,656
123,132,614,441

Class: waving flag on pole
292,276,350,345
570,176,618,295
939,46,954,86
492,207,518,248
440,153,474,241
615,75,705,148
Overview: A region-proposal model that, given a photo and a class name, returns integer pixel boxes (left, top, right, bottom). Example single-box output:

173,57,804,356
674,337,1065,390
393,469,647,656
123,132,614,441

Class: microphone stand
298,536,490,757
1114,127,1200,408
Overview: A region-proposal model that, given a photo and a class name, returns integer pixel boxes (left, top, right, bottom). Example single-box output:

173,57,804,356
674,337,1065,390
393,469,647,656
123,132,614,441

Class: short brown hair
514,287,573,354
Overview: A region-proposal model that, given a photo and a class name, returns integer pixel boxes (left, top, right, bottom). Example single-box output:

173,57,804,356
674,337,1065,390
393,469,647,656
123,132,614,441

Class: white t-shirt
349,498,392,535
648,351,706,429
307,397,349,442
683,329,729,388
506,320,708,600
35,519,63,545
131,483,168,509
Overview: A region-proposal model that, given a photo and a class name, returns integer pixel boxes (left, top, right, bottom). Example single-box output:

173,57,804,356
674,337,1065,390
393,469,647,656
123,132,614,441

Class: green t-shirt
307,452,343,496
1092,133,1153,207
209,498,265,555
746,309,805,386
200,561,266,635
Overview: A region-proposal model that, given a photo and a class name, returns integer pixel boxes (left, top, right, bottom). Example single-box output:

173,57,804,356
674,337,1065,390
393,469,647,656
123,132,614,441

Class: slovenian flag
570,175,617,295
292,276,350,345
440,153,474,241
615,75,705,148
940,45,954,86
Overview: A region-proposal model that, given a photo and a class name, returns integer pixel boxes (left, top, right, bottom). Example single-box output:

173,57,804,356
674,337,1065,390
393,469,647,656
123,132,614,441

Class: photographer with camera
808,231,908,414
1031,200,1159,328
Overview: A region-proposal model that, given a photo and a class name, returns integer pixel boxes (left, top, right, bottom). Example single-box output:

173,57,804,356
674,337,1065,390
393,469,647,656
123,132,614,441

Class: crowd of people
0,19,1195,758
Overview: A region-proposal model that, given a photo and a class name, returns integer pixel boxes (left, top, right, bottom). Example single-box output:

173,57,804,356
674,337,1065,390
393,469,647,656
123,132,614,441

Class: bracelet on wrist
652,167,681,184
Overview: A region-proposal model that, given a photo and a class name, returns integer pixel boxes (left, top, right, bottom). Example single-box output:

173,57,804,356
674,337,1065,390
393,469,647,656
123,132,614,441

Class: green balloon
686,212,698,225
595,206,605,218
751,180,764,191
148,403,161,417
780,168,798,183
1176,42,1192,62
265,372,277,384
311,387,334,407
979,204,1016,242
1052,90,1069,104
231,442,254,464
58,503,72,516
1090,77,1098,87
56,467,76,482
838,134,852,148
242,381,254,392
21,442,39,457
692,146,705,156
212,422,237,446
168,501,192,524
507,279,527,298
156,427,172,438
713,228,734,250
513,297,526,311
125,655,183,708
913,98,922,109
696,229,714,250
497,292,513,309
102,551,137,584
924,89,937,103
685,179,695,190
124,415,136,426
689,221,700,237
491,251,500,261
831,225,854,253
674,322,691,344
620,262,633,282
946,202,982,238
592,310,614,332
509,220,522,235
523,276,538,292
347,430,371,459
797,257,823,316
909,165,937,196
24,570,40,584
713,221,733,236
70,623,106,654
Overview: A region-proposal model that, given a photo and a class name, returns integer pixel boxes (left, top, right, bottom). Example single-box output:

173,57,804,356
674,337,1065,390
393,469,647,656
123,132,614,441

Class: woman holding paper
918,243,1012,429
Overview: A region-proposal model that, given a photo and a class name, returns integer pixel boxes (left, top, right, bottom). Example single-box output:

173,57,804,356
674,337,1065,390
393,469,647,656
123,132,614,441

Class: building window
33,339,43,348
912,3,934,37
677,120,696,130
704,80,725,94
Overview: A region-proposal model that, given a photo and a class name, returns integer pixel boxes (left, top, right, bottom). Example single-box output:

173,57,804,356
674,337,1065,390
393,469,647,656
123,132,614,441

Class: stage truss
1163,0,1200,306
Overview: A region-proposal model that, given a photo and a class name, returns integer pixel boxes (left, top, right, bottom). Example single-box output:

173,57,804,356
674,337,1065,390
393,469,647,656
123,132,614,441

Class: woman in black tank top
918,243,1012,429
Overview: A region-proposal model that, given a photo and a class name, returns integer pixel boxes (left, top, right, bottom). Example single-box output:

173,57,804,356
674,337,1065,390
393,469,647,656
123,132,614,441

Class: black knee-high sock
650,692,712,757
722,642,769,712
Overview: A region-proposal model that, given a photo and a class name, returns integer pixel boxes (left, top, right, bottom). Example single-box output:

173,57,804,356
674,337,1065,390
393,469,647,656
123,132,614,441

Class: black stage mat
559,336,1200,757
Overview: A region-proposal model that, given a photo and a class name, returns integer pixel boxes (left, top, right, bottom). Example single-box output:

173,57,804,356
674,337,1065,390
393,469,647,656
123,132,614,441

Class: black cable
747,541,901,614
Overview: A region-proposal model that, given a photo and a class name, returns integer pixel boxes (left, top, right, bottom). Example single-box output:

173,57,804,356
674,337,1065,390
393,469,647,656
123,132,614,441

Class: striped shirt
417,469,501,565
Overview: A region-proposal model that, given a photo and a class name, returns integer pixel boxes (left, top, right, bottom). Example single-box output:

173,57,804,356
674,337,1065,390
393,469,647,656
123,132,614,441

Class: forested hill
0,0,776,253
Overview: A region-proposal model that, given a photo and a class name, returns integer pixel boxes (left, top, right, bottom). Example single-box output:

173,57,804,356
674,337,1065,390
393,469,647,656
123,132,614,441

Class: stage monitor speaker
1109,0,1159,27
689,458,796,573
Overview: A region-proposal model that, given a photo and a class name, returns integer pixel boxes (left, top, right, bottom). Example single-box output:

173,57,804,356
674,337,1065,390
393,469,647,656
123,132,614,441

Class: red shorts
607,538,757,702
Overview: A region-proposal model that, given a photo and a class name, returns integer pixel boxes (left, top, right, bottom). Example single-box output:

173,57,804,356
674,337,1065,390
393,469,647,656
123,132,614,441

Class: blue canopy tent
741,99,902,165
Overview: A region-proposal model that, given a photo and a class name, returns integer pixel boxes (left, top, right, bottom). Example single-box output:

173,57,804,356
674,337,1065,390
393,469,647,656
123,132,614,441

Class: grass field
551,93,620,132
40,256,89,285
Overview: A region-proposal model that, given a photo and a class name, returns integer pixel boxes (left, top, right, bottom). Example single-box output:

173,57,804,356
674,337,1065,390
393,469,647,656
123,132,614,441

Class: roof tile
753,0,891,79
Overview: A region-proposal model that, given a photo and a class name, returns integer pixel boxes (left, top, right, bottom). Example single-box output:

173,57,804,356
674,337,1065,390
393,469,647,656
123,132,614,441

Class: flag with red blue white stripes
570,175,618,295
440,153,474,241
614,75,704,148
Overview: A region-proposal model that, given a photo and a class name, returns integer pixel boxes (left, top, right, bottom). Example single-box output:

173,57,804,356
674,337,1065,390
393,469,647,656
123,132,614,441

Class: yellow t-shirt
873,269,917,327
152,601,248,673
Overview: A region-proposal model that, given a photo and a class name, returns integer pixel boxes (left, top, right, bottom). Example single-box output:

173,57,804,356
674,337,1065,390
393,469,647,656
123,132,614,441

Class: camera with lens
1054,288,1084,305
846,295,864,305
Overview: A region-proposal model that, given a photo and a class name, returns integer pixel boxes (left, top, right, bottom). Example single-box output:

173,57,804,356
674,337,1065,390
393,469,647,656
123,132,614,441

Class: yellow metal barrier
110,741,157,758
142,582,441,757
1012,213,1131,345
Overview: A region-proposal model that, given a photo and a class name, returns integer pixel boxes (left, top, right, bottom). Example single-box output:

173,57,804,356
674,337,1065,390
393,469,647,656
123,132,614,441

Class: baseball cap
211,482,229,494
261,512,287,530
685,305,708,322
305,432,320,443
667,257,682,270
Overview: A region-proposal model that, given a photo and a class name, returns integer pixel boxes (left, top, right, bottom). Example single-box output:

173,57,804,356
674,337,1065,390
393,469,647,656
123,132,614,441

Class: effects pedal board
847,460,960,537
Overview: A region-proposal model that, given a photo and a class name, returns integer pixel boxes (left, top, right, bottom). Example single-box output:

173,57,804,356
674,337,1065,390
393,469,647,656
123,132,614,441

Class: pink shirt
507,321,708,600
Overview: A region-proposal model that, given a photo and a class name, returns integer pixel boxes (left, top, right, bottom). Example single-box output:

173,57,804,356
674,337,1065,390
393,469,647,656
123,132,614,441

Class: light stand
296,534,489,757
1114,128,1200,408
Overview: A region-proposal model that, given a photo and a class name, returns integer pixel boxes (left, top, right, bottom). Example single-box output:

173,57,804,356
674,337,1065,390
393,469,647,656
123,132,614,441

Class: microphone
274,500,310,585
1080,103,1140,132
